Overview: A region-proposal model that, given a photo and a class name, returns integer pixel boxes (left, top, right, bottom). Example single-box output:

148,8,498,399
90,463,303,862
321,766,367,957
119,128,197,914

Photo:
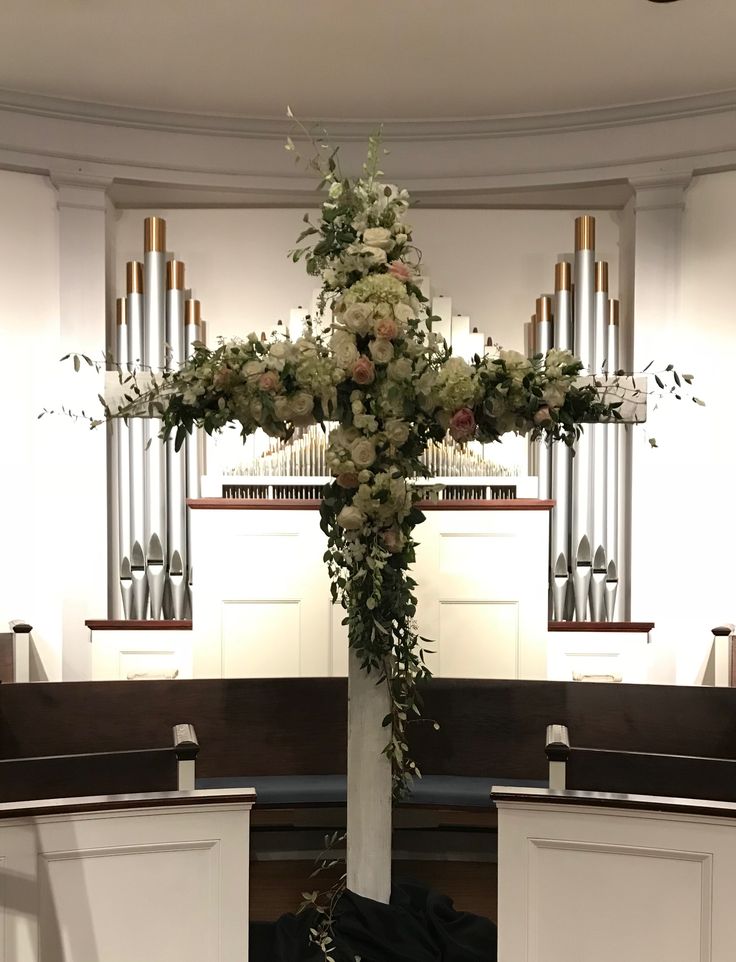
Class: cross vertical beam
346,648,392,903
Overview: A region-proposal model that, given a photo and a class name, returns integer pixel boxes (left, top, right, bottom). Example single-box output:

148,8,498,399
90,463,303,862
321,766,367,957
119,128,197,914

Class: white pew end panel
493,786,736,962
0,787,255,962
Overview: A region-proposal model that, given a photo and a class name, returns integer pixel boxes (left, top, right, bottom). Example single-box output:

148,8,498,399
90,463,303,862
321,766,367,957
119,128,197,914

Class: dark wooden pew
3,678,736,807
544,721,736,803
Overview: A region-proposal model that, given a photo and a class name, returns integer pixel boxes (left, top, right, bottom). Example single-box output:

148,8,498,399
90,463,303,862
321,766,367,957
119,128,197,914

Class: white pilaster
51,173,112,679
346,648,392,903
627,172,692,682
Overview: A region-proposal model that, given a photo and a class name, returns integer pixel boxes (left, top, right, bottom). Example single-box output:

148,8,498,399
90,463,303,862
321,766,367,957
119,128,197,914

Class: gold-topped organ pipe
550,261,573,619
115,297,132,619
607,298,621,618
591,260,610,616
534,296,553,501
143,217,167,618
571,215,596,619
166,260,188,619
126,260,147,617
185,298,205,592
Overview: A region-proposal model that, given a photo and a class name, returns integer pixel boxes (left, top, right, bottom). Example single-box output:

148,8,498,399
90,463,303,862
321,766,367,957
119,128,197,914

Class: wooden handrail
0,787,255,820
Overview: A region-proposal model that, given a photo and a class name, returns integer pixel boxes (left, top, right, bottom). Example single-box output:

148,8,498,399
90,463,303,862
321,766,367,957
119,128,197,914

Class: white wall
641,172,736,683
0,170,61,678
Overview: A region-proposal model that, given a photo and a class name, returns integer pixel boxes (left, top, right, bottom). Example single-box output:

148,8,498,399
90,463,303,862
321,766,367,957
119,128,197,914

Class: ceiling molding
2,86,736,142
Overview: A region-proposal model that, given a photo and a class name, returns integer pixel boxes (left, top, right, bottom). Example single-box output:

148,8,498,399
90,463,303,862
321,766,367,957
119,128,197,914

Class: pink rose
351,355,376,385
448,407,476,442
336,472,360,489
258,371,280,392
213,365,233,390
388,260,412,283
374,316,398,340
534,404,551,425
382,527,405,553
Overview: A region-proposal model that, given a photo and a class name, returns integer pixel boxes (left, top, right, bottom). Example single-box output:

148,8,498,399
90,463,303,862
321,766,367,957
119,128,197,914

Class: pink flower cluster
448,407,476,442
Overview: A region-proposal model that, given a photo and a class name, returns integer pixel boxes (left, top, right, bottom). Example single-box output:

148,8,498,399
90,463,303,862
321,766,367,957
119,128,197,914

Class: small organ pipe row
226,425,517,480
114,217,204,620
531,215,621,622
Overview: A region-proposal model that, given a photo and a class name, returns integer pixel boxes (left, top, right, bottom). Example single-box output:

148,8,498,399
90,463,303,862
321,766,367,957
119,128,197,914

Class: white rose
369,338,394,365
290,392,314,420
351,437,377,469
361,245,388,266
344,303,373,335
269,342,288,359
244,360,264,378
389,357,413,381
328,182,343,199
330,331,359,369
336,505,365,531
393,302,415,325
543,383,568,409
362,227,393,250
274,396,293,421
384,419,410,446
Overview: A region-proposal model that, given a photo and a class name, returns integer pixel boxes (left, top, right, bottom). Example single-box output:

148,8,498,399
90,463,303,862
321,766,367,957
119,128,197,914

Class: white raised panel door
0,800,252,962
0,821,38,961
497,800,736,962
546,630,651,683
415,510,549,679
190,509,332,677
90,628,193,680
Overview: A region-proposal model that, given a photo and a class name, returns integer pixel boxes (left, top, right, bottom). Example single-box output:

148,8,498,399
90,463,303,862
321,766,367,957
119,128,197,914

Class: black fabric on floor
250,880,497,962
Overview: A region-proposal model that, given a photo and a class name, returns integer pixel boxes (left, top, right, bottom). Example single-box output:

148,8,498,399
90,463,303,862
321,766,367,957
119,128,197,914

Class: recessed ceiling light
648,1,680,4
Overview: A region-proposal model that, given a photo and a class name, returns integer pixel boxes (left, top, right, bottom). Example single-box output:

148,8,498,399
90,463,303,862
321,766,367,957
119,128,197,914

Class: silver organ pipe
534,295,553,502
166,260,188,619
143,216,168,618
185,298,204,594
533,216,624,623
591,261,609,615
571,215,596,620
115,297,132,619
114,223,205,621
126,260,147,618
606,299,621,618
551,261,573,619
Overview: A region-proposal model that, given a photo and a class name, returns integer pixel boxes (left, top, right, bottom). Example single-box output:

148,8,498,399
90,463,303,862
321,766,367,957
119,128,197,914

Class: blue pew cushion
195,774,545,807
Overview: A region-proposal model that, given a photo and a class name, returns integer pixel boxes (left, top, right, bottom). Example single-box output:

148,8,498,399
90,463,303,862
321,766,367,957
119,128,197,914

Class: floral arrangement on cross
98,126,620,799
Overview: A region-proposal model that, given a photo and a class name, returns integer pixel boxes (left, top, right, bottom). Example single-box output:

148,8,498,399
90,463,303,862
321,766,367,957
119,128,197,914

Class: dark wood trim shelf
85,620,192,631
0,787,255,821
492,785,736,819
187,498,555,512
548,621,654,633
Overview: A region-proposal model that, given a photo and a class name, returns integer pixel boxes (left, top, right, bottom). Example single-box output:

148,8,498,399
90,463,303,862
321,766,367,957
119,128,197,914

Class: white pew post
9,621,32,683
173,723,199,791
711,625,735,687
545,723,570,790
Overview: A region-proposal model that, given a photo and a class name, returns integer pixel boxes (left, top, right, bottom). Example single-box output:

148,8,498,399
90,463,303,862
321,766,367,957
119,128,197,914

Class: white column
346,648,392,903
51,173,112,679
627,173,691,683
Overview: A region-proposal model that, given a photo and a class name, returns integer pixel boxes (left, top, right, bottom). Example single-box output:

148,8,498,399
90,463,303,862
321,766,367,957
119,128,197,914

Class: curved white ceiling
2,0,736,121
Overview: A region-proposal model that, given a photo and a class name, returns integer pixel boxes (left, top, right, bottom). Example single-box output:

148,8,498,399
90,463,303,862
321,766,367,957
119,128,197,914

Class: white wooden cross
105,369,645,905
